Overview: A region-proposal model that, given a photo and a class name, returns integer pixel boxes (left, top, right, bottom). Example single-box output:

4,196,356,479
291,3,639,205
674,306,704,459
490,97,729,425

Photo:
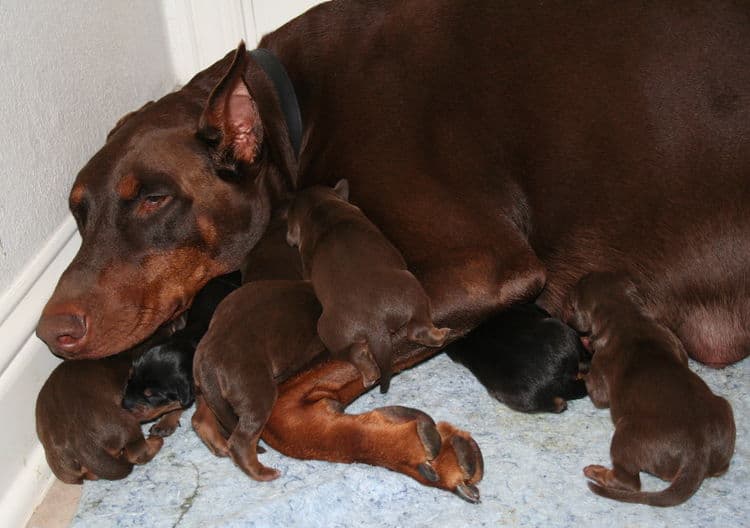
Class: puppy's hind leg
318,311,383,391
225,370,280,481
192,393,230,457
406,318,450,347
348,341,382,389
584,420,642,493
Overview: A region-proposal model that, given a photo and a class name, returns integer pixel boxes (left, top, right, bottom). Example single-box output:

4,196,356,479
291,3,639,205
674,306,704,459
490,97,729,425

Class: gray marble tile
72,354,749,528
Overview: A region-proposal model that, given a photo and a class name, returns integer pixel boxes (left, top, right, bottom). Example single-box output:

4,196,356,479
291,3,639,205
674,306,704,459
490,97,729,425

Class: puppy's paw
552,397,568,413
149,419,180,437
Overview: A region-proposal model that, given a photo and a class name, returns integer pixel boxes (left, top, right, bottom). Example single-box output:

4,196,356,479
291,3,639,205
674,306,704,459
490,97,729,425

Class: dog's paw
149,419,180,437
374,406,483,503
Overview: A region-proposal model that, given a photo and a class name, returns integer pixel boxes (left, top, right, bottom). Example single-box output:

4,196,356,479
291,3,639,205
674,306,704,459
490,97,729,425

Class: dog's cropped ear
198,41,264,165
107,101,155,141
333,179,350,201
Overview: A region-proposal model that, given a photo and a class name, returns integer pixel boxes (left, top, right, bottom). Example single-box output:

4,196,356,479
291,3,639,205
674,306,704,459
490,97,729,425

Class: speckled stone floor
71,354,748,528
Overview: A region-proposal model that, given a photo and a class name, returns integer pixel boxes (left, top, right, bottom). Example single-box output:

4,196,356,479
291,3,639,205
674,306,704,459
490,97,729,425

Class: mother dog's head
37,43,296,359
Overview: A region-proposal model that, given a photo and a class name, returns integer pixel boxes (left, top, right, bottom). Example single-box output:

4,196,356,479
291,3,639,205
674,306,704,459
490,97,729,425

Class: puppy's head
122,340,195,419
286,179,350,248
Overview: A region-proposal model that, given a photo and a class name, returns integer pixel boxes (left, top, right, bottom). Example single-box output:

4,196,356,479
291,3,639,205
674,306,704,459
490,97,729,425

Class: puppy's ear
333,179,350,201
198,41,263,165
107,101,155,141
177,379,194,408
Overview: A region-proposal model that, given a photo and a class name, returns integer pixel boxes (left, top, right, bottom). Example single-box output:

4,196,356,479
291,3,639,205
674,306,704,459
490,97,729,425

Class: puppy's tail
369,328,394,394
588,460,705,507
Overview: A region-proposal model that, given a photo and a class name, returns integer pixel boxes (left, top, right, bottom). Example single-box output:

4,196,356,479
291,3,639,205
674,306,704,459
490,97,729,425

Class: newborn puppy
192,280,327,481
566,272,736,506
36,350,168,484
122,272,241,436
286,180,449,393
447,303,589,413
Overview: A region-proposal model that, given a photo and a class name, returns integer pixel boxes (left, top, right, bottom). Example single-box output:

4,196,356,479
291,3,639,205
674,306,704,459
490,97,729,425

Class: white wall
0,1,177,297
0,2,323,526
0,2,175,526
163,0,322,85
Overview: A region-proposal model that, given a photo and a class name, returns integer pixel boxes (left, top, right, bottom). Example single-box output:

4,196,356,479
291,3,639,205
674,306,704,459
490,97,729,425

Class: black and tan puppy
36,350,170,484
566,272,736,506
447,304,589,413
122,272,241,435
286,180,449,393
192,280,327,481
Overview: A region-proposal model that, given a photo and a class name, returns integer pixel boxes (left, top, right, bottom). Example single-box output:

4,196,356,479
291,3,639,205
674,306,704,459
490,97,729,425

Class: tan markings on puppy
116,173,141,200
69,183,86,207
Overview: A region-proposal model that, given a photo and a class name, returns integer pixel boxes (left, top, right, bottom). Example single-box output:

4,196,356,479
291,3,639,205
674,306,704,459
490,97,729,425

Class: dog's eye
137,194,172,216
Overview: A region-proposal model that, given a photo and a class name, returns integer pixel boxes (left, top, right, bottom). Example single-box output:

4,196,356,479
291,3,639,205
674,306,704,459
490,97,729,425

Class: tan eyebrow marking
70,183,86,206
116,173,141,200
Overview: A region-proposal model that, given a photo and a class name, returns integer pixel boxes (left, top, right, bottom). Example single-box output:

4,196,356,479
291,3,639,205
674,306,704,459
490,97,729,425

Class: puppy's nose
36,306,89,358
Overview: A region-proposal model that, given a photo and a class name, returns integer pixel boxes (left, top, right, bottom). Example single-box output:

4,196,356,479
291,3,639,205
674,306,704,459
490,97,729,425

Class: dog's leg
149,409,184,437
412,231,546,338
263,360,484,502
227,422,280,481
223,374,280,481
192,394,230,457
121,434,164,465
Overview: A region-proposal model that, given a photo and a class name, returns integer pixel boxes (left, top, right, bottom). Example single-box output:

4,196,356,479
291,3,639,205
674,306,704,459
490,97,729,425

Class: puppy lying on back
36,350,168,484
122,272,241,435
447,304,590,413
192,280,327,481
566,272,736,506
286,180,449,393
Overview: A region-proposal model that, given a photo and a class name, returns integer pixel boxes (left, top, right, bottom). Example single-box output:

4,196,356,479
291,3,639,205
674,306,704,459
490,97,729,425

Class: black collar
250,48,303,158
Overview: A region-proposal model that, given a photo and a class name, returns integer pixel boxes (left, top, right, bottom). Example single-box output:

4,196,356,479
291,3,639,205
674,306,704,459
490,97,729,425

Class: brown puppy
36,349,176,484
286,180,449,393
566,272,736,507
192,280,326,481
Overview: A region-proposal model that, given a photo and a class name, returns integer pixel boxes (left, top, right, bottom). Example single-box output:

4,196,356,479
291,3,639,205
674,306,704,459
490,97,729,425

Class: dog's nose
36,307,89,358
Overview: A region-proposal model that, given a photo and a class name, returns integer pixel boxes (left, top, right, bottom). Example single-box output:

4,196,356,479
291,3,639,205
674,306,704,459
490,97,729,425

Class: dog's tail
369,327,395,394
588,460,705,507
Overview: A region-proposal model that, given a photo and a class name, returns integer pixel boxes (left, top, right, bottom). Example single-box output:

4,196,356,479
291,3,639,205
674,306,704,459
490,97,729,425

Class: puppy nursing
447,304,590,413
566,272,736,506
122,273,241,435
36,351,169,484
286,180,449,392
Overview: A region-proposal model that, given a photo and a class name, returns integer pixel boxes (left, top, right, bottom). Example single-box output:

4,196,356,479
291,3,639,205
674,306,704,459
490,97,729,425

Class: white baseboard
0,216,81,528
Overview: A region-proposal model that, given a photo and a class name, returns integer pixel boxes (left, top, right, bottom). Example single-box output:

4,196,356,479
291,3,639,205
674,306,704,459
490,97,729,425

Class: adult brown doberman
36,1,749,502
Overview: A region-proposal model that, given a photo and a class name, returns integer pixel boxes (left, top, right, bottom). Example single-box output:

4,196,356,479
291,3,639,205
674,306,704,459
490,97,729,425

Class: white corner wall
0,2,324,527
162,0,322,85
0,1,176,527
